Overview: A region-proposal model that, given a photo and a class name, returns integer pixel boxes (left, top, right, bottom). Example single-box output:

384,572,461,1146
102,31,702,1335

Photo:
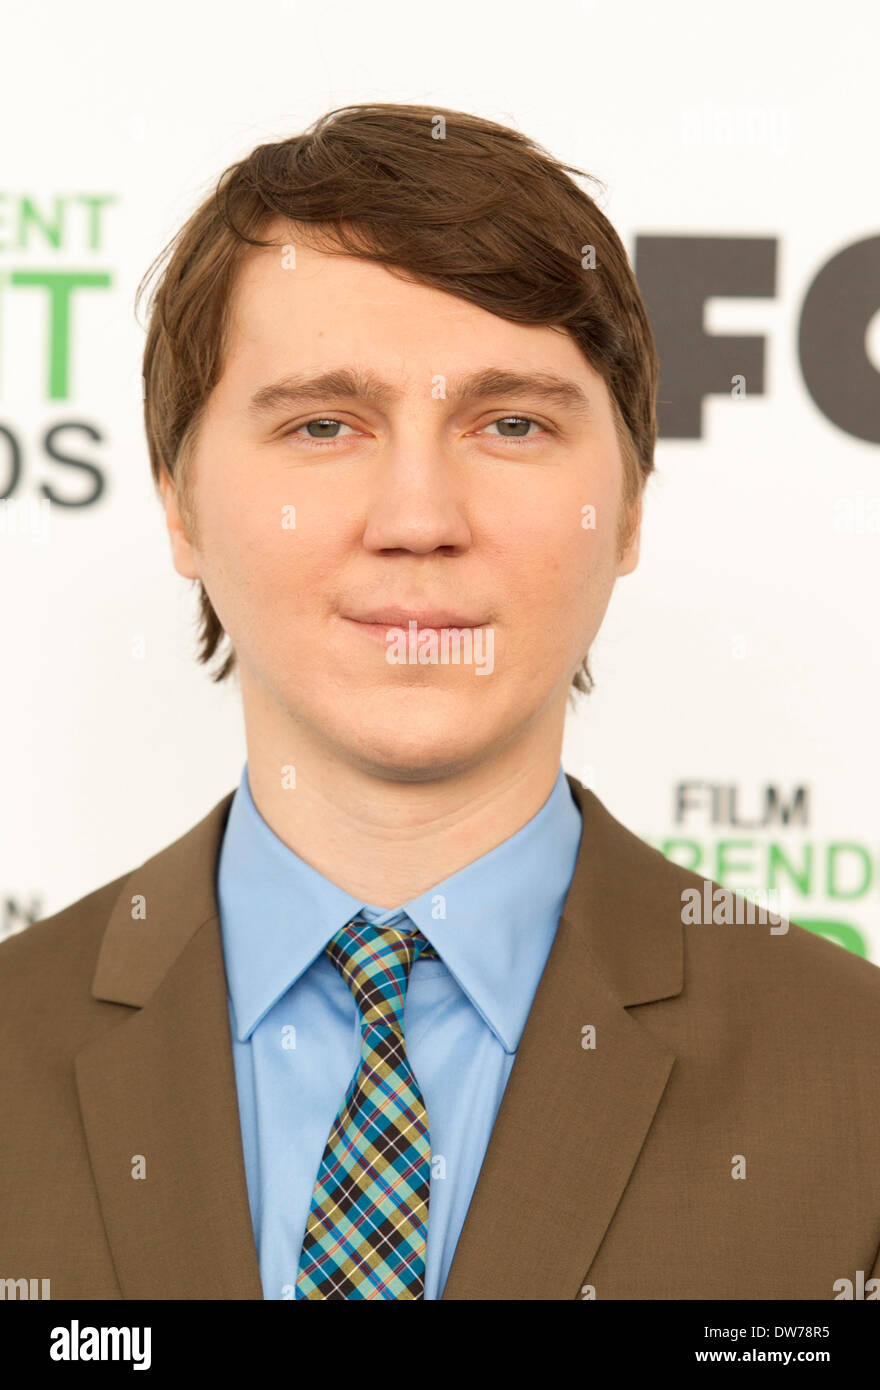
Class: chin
341,709,495,783
352,749,482,784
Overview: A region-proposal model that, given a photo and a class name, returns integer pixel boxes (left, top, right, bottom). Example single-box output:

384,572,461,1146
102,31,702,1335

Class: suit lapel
440,776,682,1299
75,793,263,1299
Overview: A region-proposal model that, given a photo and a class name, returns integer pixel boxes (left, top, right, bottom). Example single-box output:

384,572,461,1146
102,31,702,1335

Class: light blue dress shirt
216,761,582,1299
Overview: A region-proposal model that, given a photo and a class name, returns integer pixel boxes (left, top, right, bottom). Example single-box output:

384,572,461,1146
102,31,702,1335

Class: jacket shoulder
672,856,880,999
0,872,128,996
574,778,880,1016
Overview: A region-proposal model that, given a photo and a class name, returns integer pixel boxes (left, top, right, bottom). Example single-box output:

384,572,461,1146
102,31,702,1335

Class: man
2,103,879,1301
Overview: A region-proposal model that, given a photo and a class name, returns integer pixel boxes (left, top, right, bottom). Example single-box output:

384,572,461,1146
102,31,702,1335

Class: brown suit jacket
2,775,879,1300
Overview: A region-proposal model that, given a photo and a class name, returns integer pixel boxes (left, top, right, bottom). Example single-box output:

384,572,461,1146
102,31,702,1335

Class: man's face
162,222,641,781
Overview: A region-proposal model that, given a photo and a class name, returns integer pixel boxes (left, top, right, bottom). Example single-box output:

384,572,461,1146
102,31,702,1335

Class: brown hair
137,103,658,693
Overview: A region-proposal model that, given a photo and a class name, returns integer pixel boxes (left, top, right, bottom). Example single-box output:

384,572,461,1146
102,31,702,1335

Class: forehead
221,217,607,399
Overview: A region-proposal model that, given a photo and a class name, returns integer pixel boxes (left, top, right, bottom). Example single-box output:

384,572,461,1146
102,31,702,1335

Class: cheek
508,515,619,673
501,491,617,602
194,466,296,590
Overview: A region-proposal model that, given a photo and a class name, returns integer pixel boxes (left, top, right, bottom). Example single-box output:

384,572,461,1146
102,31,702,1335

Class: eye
286,417,356,445
478,415,550,442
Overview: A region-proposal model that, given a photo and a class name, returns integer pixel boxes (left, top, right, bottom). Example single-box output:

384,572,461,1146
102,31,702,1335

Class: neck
239,682,566,907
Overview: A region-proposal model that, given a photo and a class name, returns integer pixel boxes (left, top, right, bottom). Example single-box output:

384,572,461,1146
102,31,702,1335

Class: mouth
340,610,490,644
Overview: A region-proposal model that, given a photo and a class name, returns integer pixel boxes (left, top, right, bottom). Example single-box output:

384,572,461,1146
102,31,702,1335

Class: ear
159,469,201,581
616,494,642,577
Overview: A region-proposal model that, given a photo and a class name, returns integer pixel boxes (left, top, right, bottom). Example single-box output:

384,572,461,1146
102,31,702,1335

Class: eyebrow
246,365,594,422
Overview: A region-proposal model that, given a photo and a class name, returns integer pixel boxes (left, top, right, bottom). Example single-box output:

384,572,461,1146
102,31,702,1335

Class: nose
361,431,473,556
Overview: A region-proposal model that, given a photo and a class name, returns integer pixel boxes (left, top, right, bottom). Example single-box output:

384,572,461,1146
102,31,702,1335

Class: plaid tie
295,913,439,1299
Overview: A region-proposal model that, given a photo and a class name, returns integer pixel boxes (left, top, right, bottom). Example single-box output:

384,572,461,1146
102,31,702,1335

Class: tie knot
326,914,438,1034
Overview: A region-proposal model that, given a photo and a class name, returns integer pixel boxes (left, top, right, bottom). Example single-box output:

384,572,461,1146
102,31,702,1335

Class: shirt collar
218,762,582,1054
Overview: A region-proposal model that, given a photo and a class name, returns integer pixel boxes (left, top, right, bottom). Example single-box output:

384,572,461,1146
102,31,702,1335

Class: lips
343,608,487,628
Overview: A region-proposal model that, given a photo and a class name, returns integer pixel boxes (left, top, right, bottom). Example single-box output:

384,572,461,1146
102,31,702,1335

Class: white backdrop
2,0,878,961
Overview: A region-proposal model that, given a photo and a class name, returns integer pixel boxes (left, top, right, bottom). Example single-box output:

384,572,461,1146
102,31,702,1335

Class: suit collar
91,791,236,1008
79,773,682,1300
560,776,684,1006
